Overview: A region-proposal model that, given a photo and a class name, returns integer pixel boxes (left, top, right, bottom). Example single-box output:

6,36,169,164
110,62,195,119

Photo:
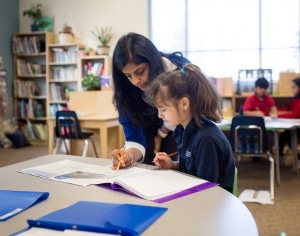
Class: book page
114,168,208,200
17,160,132,186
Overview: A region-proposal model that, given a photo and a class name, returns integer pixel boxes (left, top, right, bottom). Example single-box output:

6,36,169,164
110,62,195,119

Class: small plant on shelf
22,3,43,31
91,26,113,54
82,74,102,91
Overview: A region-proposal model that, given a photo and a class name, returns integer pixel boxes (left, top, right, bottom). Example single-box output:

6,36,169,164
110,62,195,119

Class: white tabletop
0,154,259,236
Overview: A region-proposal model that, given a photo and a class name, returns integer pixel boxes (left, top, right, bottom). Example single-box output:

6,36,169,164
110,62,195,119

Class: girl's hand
152,152,174,169
154,134,162,153
110,148,133,170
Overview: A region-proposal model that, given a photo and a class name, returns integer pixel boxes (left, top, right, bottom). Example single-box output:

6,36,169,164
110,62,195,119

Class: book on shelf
17,159,217,203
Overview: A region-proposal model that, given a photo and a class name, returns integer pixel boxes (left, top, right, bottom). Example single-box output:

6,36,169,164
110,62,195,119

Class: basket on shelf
278,72,300,96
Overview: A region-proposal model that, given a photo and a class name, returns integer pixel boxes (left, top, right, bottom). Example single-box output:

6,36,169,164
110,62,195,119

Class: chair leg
90,139,99,158
82,139,89,157
62,139,69,154
53,138,62,154
269,155,275,200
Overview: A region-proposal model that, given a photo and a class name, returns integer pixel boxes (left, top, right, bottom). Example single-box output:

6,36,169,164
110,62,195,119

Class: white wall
19,0,149,53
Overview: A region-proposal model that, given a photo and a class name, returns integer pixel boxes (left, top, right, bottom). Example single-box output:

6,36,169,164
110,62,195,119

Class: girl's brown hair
144,64,223,127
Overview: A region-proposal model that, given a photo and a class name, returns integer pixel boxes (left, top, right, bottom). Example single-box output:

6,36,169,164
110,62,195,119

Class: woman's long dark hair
112,33,166,127
292,77,300,98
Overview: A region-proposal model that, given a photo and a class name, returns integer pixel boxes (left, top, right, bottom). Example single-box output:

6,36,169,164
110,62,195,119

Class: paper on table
15,227,118,235
238,189,274,205
17,159,132,186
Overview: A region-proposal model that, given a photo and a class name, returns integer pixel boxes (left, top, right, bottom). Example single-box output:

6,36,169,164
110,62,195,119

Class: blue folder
0,190,49,221
16,201,167,235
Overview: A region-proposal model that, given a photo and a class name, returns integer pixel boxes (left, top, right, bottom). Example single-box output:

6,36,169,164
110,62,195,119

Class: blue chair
229,116,274,200
53,110,99,157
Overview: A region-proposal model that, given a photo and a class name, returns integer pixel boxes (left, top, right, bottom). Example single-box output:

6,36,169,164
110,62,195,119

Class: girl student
144,63,235,192
110,32,189,168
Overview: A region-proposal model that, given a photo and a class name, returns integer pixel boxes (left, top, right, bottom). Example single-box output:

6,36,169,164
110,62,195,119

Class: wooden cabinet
46,43,81,117
12,31,54,143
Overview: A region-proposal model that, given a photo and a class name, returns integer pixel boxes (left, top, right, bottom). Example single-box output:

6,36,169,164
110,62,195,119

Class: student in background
243,77,278,117
144,64,235,193
110,32,190,167
278,77,300,167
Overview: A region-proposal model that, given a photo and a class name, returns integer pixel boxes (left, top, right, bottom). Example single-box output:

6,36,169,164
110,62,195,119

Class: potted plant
58,23,74,44
82,74,102,91
22,3,43,32
91,26,113,55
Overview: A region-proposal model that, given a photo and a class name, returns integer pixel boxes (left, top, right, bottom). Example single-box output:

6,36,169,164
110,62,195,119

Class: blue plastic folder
17,201,167,235
0,190,49,221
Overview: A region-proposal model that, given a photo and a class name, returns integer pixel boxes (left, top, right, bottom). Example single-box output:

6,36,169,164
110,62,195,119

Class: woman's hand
110,148,133,170
152,152,174,169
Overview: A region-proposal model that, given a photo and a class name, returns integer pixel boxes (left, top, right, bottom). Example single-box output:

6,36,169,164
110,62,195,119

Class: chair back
229,116,270,154
55,110,83,139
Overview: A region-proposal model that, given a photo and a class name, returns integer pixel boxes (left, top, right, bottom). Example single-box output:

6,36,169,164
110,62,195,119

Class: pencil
116,146,125,171
167,151,178,157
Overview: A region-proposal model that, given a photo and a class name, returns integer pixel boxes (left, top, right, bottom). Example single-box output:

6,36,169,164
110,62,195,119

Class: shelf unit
223,94,293,115
12,31,54,143
47,43,82,117
79,55,112,87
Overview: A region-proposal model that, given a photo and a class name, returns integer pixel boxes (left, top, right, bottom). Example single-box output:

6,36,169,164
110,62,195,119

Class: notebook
13,201,167,236
0,190,49,221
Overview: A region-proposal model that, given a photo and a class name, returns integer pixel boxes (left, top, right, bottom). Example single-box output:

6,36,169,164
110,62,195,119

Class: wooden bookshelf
12,31,54,143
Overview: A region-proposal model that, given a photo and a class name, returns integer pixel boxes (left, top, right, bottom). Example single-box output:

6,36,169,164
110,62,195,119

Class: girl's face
122,62,150,91
156,96,192,128
291,81,300,96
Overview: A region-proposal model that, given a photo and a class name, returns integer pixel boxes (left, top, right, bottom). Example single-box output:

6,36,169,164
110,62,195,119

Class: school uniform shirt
173,116,235,193
278,97,300,118
243,94,276,116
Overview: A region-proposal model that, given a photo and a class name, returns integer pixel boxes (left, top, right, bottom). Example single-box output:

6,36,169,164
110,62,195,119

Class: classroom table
47,114,124,158
218,117,300,185
1,154,259,236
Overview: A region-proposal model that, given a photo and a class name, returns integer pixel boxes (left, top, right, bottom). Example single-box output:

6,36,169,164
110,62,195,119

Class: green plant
91,26,113,46
82,74,101,91
23,3,43,25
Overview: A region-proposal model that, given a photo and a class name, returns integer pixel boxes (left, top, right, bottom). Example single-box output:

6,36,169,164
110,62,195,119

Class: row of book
49,83,73,101
51,66,78,80
21,121,47,141
49,103,68,117
82,61,105,77
14,79,41,97
12,36,43,55
51,47,78,63
16,59,45,76
15,99,45,119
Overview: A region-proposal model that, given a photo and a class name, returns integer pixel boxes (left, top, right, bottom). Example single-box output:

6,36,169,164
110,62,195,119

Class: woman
111,32,189,167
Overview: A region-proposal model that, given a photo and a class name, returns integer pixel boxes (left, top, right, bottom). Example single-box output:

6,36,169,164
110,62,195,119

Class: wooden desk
47,114,124,158
1,154,259,236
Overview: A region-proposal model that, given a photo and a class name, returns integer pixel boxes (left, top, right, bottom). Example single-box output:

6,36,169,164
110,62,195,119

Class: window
150,0,300,80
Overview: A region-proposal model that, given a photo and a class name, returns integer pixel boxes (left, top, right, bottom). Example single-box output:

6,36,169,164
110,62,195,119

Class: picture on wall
38,16,53,32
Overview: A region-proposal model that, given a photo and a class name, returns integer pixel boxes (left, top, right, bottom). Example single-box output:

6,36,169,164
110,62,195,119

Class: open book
17,159,216,203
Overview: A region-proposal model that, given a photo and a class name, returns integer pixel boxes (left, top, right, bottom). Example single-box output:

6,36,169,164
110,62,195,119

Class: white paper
17,159,132,186
238,189,274,205
16,227,118,236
